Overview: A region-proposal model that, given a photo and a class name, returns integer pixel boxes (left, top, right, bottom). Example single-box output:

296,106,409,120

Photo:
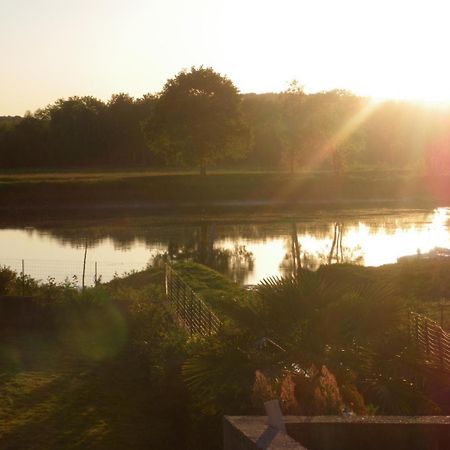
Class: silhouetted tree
306,90,366,174
241,93,284,169
142,66,249,175
105,93,155,164
36,96,107,165
279,81,307,173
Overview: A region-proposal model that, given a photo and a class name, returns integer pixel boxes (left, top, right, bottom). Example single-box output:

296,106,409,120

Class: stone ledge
224,416,307,450
224,415,450,450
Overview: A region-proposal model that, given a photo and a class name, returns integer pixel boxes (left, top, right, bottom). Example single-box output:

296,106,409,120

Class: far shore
0,170,448,215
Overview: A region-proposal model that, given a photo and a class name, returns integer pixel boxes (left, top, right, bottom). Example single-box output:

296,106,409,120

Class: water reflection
0,208,449,285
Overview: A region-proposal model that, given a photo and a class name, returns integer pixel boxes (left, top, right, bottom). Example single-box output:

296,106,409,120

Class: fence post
176,279,180,318
437,327,444,370
165,265,169,297
21,259,25,295
415,314,419,345
182,282,187,325
164,265,221,337
94,261,98,285
189,290,193,335
425,319,430,358
198,299,203,334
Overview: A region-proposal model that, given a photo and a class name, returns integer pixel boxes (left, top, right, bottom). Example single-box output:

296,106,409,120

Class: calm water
1,207,449,286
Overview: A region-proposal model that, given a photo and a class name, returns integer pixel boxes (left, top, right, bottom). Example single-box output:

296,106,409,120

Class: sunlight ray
308,99,381,170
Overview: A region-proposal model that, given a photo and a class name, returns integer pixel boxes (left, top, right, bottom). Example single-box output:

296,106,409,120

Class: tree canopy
1,68,450,173
143,67,249,175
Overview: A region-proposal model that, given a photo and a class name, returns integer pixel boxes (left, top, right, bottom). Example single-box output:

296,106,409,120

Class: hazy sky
1,0,450,115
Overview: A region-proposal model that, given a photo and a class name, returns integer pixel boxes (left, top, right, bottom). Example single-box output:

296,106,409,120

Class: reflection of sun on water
347,208,450,266
218,208,450,285
1,209,449,286
219,238,286,284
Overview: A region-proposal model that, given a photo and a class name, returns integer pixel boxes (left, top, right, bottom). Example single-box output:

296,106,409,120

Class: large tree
143,67,249,175
278,80,308,173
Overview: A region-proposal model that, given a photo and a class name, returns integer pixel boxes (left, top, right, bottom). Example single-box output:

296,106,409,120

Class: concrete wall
224,416,450,450
223,416,306,450
285,416,450,450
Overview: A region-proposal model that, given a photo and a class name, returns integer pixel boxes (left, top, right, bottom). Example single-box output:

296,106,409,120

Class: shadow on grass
0,335,188,450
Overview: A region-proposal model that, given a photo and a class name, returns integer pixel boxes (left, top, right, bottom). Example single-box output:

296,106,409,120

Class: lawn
0,169,447,210
0,335,187,450
0,268,189,450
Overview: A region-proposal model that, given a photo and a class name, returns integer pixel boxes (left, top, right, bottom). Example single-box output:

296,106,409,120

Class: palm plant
182,267,437,416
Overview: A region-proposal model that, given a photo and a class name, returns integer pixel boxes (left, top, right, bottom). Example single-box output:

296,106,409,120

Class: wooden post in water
82,240,88,290
21,259,25,295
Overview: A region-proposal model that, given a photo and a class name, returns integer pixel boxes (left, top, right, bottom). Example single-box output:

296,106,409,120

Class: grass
0,268,190,450
2,258,450,449
0,169,448,210
316,259,450,330
171,261,244,319
317,259,450,302
0,336,185,450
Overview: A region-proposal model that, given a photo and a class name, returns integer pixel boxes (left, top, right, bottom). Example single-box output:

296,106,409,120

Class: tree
105,93,153,165
241,93,284,169
143,67,249,175
278,80,307,173
37,96,107,165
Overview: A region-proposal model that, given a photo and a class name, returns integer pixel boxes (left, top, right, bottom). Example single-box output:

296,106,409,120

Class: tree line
1,67,449,173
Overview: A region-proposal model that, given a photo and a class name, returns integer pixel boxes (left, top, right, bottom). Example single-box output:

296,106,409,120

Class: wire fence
0,258,148,288
410,311,450,374
165,264,222,336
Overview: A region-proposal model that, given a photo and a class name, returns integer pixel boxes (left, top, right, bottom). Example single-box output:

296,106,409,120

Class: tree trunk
200,162,206,176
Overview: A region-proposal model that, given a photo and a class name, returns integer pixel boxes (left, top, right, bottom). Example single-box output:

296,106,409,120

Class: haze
2,0,450,115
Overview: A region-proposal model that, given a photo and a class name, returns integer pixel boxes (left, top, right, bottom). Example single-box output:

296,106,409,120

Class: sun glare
2,0,450,113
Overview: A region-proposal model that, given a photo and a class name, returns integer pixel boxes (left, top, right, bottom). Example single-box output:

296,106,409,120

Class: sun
366,74,450,106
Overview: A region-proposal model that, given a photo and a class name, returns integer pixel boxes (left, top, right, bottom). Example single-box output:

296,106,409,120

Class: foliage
278,81,307,172
0,268,191,450
1,259,450,449
143,66,249,174
1,71,450,173
171,261,245,320
0,94,156,168
180,264,443,420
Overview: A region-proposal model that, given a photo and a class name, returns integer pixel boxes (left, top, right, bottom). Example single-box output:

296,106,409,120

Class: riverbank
1,170,449,212
1,259,450,449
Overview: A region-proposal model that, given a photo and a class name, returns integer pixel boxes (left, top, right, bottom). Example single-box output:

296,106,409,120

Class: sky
1,0,450,115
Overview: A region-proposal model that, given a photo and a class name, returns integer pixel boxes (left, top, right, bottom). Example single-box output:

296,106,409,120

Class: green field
0,169,447,210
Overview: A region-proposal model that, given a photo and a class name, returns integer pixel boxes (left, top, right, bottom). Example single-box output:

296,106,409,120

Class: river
1,207,449,286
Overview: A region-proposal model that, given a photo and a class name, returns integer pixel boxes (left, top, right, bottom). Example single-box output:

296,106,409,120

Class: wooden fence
410,311,450,374
165,264,222,336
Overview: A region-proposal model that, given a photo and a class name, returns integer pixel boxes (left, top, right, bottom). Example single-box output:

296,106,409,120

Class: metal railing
410,311,450,373
165,264,222,336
